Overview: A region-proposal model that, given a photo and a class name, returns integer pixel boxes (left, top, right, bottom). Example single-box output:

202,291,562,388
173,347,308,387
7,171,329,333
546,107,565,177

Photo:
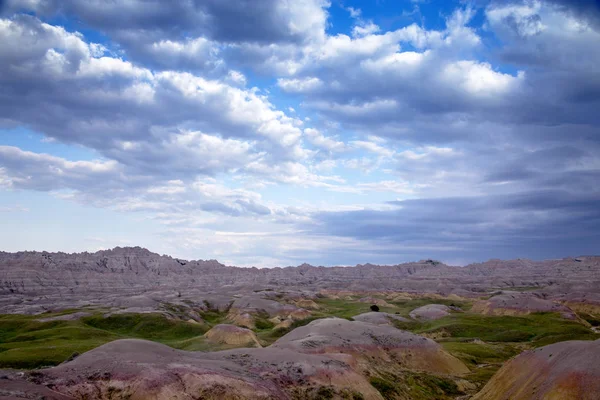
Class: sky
0,0,599,267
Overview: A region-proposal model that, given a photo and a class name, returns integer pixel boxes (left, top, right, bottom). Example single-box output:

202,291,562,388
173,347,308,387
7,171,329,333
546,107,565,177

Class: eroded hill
0,248,599,399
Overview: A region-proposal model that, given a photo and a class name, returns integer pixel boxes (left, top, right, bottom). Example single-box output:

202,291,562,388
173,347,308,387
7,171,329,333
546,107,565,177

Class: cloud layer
0,0,598,266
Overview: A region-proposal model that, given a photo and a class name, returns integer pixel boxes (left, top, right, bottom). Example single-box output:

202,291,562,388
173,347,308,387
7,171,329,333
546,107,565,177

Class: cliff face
0,247,441,294
0,247,231,294
1,247,599,297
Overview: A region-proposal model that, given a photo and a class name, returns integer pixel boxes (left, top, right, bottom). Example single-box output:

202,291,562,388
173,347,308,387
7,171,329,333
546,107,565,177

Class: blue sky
0,0,599,266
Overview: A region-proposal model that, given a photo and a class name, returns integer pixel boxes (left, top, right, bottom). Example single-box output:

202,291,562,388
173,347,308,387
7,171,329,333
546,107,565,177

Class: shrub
254,318,275,330
316,386,335,399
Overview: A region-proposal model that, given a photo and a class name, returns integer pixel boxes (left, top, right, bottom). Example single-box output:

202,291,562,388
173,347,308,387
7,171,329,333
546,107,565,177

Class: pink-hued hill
473,339,600,400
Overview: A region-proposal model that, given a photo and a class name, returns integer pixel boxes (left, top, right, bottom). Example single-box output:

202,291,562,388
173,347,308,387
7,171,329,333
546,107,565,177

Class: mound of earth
472,339,600,400
388,293,413,301
288,307,311,320
230,295,301,317
37,311,92,322
549,292,600,316
358,297,396,308
272,317,469,375
224,295,311,330
269,315,296,329
0,339,383,399
274,318,294,330
204,324,262,347
226,295,311,325
227,311,255,329
409,304,451,320
352,311,409,326
295,299,320,310
471,292,577,319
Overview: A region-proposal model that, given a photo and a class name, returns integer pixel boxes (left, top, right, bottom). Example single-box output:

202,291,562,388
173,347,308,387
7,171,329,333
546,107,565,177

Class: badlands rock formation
295,299,320,310
352,311,410,326
409,304,452,321
2,247,600,295
358,297,397,308
204,324,262,347
472,339,600,400
225,294,311,329
1,247,599,315
471,292,578,319
272,318,469,375
0,248,599,399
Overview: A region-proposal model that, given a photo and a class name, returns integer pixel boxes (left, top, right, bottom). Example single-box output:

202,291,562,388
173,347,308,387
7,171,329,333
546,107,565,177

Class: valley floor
1,291,599,399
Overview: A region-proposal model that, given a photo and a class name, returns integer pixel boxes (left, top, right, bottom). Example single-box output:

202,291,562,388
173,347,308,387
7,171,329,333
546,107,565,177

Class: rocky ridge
1,247,599,315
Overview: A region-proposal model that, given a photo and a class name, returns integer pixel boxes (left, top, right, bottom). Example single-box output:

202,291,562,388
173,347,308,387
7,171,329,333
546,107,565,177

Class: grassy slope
0,309,229,369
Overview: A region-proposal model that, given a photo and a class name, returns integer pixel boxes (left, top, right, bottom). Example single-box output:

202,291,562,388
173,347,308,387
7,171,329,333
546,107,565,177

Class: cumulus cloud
485,1,600,125
0,145,279,221
1,0,330,44
0,15,315,179
263,8,532,141
0,0,599,265
266,1,598,145
0,0,331,74
304,128,346,152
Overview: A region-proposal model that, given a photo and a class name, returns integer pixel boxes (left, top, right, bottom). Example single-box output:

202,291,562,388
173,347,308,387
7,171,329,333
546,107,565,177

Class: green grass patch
254,317,275,330
0,312,209,369
393,312,596,347
441,342,520,367
388,298,473,317
251,310,275,331
0,316,119,369
81,313,208,342
197,309,228,324
463,365,502,387
370,372,462,400
369,377,398,399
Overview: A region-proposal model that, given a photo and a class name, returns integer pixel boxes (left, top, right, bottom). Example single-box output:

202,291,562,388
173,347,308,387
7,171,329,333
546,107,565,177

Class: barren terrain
0,247,599,399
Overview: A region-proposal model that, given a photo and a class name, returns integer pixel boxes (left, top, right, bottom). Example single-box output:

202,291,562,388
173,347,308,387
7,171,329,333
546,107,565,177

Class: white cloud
0,15,313,174
440,61,524,97
278,77,324,92
77,57,152,79
398,146,456,161
0,146,122,192
303,128,346,152
346,7,361,18
351,140,395,157
486,1,546,37
356,180,414,195
352,22,381,38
